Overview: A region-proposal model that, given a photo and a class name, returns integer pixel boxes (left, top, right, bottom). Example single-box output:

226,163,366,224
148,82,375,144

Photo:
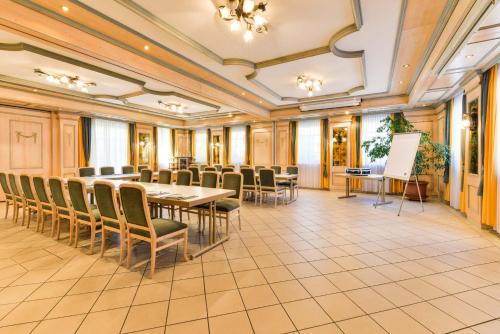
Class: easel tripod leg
398,181,409,216
414,174,424,212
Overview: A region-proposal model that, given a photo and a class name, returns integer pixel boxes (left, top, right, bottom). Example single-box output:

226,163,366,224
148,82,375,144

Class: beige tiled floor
0,190,500,333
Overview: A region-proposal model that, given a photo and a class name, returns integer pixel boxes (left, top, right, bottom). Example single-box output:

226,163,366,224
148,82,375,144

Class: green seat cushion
129,218,187,238
103,219,120,229
42,204,53,211
243,185,257,190
15,197,23,203
277,181,291,186
198,199,240,212
4,194,12,200
77,207,101,222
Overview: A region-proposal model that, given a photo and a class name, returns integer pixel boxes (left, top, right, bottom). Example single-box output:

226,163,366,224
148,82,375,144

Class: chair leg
89,226,96,255
119,234,126,264
150,242,156,278
21,203,26,226
183,230,189,261
274,195,277,208
100,228,106,257
26,208,31,228
74,222,79,247
127,234,132,268
12,202,17,223
238,212,241,231
4,201,9,219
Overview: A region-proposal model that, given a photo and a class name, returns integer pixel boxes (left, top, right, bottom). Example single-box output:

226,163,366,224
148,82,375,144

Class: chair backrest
176,170,192,186
122,165,134,174
188,167,200,183
240,164,250,169
48,177,70,211
214,164,222,171
271,165,282,174
33,176,51,206
204,166,216,172
100,166,115,175
79,167,95,177
222,172,243,202
139,169,153,183
189,164,199,168
8,174,20,196
67,178,92,217
158,169,172,184
119,183,155,238
94,180,123,229
255,165,265,173
200,164,208,171
19,175,35,202
286,166,299,175
226,164,235,169
201,172,219,188
0,172,11,196
138,165,149,172
259,168,276,189
221,167,234,175
241,168,256,187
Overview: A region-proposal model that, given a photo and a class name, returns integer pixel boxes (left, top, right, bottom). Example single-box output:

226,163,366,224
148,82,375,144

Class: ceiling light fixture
218,0,268,42
61,5,69,12
34,69,95,93
297,75,322,97
465,54,474,59
144,45,150,51
158,101,184,113
402,64,409,68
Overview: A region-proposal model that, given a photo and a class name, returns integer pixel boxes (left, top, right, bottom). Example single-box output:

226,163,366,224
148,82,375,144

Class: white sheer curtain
297,119,321,188
157,127,172,169
195,129,207,164
361,113,390,192
230,126,245,165
90,118,128,172
450,93,463,209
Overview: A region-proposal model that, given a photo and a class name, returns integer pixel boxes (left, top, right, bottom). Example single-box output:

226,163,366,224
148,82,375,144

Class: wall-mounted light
461,115,471,129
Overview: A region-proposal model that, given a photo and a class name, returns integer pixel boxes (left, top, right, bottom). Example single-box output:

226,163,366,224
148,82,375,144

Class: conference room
0,1,500,333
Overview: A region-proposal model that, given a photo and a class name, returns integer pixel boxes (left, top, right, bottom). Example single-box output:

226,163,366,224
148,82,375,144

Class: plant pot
405,180,428,201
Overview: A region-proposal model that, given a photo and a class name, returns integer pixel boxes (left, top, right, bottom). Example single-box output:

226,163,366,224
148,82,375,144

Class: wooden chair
94,180,127,263
122,165,134,174
78,167,95,177
32,176,56,234
67,178,102,253
176,170,192,222
214,164,222,171
19,175,40,229
280,166,299,198
48,177,74,242
8,174,25,225
119,183,188,277
195,171,219,233
271,165,282,174
241,168,258,205
137,165,149,172
139,169,153,183
100,166,115,175
0,172,14,220
204,166,216,172
254,165,265,173
158,169,172,184
199,164,208,171
259,168,286,207
189,166,201,186
226,164,236,169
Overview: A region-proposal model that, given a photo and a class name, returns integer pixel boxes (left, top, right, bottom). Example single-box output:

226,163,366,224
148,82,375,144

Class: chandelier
297,75,322,97
218,0,268,42
158,101,184,113
34,69,95,93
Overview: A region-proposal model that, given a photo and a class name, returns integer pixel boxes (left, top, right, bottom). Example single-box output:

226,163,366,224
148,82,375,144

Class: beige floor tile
455,290,500,317
421,274,470,294
173,263,203,280
32,314,85,334
299,323,343,334
0,322,38,334
337,315,387,334
91,286,137,311
286,263,321,279
333,256,367,270
309,259,344,274
133,282,171,305
83,259,119,277
275,251,306,265
371,308,432,334
0,297,60,326
46,292,100,319
282,298,331,330
167,295,207,325
106,272,143,290
170,277,204,299
372,282,422,307
229,258,257,272
204,273,237,293
443,270,491,288
261,266,294,283
402,302,465,334
0,303,18,319
271,280,310,303
430,295,492,326
165,319,209,334
395,261,436,277
478,284,500,300
77,307,128,334
209,311,253,334
397,278,447,300
472,319,500,334
373,264,414,281
68,275,111,295
141,267,174,285
131,326,165,334
315,293,364,321
202,260,232,276
122,301,168,333
27,279,77,300
346,287,394,314
254,254,282,268
248,304,296,334
0,283,40,304
325,271,366,291
350,268,391,286
240,284,279,309
298,275,338,297
233,269,267,288
206,289,245,317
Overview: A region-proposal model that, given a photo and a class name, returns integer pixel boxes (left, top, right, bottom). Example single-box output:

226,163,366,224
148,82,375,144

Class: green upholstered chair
176,170,192,186
195,171,219,232
241,168,258,205
280,165,299,198
32,176,56,234
78,167,95,177
0,172,14,220
100,166,115,175
119,183,189,277
122,165,134,174
139,169,153,183
8,174,25,225
204,166,216,172
214,164,222,171
158,169,172,184
259,168,286,207
188,166,201,186
226,164,235,169
254,165,265,173
199,164,208,171
94,180,127,263
48,177,74,242
67,178,102,253
240,164,250,169
219,172,243,232
137,165,149,172
221,167,234,175
19,175,40,229
271,165,282,174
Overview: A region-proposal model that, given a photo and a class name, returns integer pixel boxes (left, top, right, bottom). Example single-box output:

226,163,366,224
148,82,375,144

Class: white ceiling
127,94,218,114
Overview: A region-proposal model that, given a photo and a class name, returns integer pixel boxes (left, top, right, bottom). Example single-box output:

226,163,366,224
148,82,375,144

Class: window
450,93,463,209
230,126,245,165
297,119,321,188
361,113,390,192
157,127,172,169
195,129,207,164
90,118,128,172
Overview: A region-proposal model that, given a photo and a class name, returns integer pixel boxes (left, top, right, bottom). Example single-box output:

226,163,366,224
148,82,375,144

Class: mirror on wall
468,99,479,174
212,135,221,164
332,127,348,166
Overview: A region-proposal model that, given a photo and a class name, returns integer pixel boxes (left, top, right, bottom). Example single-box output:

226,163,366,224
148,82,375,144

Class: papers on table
146,190,198,200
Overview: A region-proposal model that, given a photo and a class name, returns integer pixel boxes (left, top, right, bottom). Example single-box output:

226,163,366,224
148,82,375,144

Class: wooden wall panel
275,121,289,167
9,120,44,169
253,130,272,166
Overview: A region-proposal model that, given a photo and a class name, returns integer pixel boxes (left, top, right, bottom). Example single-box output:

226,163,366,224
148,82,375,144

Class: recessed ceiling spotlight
345,111,349,115
259,100,263,104
465,54,474,59
33,89,38,92
241,92,246,96
402,64,409,68
144,45,149,51
61,5,69,12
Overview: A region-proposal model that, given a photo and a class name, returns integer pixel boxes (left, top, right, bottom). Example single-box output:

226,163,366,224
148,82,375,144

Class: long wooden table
88,172,158,181
79,177,235,258
334,173,392,207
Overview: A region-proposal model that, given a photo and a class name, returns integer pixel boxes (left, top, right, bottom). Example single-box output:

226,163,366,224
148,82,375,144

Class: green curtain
443,101,451,184
223,127,231,165
320,119,329,189
245,125,252,165
289,121,297,165
128,123,136,166
478,70,491,196
207,128,212,165
171,129,176,157
152,127,158,171
188,129,193,157
80,117,91,167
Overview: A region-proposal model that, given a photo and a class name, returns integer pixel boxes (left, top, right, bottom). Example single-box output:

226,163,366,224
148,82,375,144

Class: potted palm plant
361,114,449,200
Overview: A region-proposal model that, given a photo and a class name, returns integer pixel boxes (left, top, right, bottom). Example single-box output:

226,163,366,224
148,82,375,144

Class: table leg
373,177,393,207
339,177,356,199
285,180,297,205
